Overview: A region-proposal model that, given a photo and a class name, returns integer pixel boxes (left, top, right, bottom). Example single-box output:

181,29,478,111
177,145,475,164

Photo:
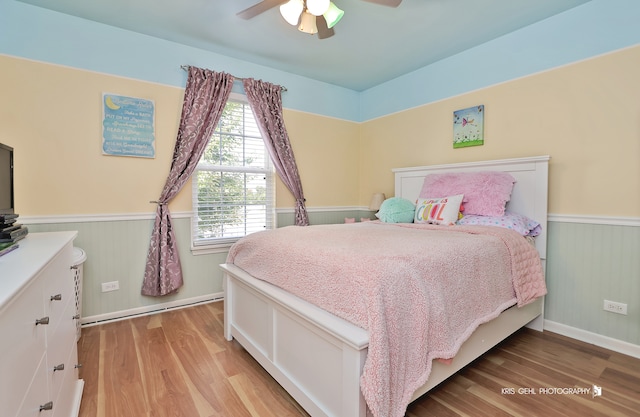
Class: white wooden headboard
393,156,550,259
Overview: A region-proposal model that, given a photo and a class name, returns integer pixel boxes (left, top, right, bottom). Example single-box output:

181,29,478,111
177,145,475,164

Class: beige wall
279,110,360,208
3,46,639,218
1,55,187,215
360,45,640,217
0,55,361,215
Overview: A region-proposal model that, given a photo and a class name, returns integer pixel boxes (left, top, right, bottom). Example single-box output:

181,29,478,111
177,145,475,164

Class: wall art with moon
102,93,156,158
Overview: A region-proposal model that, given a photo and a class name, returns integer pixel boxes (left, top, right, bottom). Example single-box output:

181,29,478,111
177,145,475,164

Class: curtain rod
180,65,287,91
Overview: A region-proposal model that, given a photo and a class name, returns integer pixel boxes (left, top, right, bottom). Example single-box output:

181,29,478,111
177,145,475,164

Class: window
191,94,275,253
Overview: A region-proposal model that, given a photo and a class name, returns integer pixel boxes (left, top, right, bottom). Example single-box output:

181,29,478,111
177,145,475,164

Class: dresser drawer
0,278,47,417
52,342,81,417
48,295,78,407
43,243,75,338
17,352,53,417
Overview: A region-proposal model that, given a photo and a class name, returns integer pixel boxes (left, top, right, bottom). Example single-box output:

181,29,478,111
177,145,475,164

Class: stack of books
0,213,28,257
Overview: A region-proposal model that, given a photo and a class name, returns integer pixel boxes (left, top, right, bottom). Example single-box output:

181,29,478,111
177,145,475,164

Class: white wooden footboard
222,263,369,417
221,263,543,417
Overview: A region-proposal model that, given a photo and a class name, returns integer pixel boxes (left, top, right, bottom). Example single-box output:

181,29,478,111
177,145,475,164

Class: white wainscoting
545,214,640,353
21,216,227,321
20,211,640,357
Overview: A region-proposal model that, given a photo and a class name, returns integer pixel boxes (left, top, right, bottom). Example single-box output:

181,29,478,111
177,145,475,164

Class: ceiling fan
237,0,402,40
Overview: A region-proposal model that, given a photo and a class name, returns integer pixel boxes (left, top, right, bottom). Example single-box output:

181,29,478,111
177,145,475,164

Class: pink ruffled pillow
420,171,516,216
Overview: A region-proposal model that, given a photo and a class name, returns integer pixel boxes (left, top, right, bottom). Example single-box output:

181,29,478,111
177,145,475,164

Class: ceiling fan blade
360,0,402,7
316,16,335,40
237,0,288,20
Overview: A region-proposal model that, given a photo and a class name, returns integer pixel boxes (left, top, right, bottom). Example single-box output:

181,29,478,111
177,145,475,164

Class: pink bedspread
227,222,546,417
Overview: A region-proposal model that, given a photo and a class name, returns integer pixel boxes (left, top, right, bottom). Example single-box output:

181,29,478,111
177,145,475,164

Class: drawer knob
53,364,65,372
50,294,62,301
39,401,53,411
75,363,83,369
35,317,50,326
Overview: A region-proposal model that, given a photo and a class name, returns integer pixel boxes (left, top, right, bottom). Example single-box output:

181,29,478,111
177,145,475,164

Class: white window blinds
192,96,274,251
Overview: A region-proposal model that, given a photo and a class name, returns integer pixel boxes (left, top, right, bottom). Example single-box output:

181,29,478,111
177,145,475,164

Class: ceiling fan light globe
298,11,318,34
323,3,344,29
280,0,304,25
306,0,330,16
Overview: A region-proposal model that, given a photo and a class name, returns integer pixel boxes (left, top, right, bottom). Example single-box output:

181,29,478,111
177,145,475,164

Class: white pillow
414,194,464,226
456,211,542,236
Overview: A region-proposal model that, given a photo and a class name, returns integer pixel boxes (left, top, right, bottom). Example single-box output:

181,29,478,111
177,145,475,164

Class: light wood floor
77,301,640,417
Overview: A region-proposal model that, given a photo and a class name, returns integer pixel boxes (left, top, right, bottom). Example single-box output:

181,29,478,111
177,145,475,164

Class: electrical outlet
603,300,627,315
101,281,120,292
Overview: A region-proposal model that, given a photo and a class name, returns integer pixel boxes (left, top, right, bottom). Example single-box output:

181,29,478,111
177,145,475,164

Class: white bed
220,155,550,417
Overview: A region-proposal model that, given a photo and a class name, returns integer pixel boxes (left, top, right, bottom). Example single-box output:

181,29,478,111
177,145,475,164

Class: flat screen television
0,143,14,216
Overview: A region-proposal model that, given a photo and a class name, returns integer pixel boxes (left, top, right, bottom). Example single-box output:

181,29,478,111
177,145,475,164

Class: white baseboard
544,320,640,359
80,292,224,327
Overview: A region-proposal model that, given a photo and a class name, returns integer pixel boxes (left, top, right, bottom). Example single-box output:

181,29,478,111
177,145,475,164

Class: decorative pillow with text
414,194,464,226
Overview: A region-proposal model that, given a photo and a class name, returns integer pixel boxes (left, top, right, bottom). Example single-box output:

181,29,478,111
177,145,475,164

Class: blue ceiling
17,0,590,91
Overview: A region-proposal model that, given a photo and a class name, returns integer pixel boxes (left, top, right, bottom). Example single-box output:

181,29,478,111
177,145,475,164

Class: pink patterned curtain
142,67,234,296
243,78,309,226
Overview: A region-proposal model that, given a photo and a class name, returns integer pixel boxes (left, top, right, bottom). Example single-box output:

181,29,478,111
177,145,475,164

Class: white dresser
0,232,84,417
